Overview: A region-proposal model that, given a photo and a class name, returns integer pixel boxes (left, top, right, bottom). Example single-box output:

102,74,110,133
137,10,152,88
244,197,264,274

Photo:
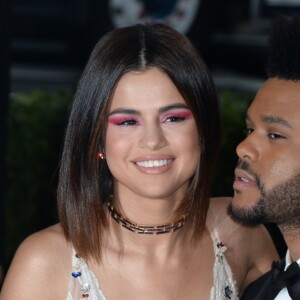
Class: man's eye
268,133,284,140
245,127,254,135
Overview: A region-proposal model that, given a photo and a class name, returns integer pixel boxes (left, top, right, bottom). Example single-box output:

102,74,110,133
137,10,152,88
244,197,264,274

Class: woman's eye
108,116,140,126
117,119,139,126
161,110,192,124
164,116,185,123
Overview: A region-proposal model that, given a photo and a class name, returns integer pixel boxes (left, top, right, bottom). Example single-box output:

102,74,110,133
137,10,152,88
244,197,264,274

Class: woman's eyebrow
108,103,189,116
108,108,140,116
159,103,189,113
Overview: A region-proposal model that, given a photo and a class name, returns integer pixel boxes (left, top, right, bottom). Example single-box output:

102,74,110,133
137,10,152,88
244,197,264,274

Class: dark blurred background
10,0,300,93
2,0,299,284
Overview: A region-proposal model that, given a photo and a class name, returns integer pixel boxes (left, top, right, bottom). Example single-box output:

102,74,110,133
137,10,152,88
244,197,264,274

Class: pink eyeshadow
160,110,193,121
107,115,141,125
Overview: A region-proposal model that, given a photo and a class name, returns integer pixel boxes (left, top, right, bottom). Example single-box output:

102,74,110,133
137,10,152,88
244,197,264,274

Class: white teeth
240,177,249,183
136,159,172,168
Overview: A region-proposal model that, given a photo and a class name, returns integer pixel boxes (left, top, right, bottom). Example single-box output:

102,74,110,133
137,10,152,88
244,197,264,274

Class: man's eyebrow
261,115,293,128
245,113,293,128
245,113,251,122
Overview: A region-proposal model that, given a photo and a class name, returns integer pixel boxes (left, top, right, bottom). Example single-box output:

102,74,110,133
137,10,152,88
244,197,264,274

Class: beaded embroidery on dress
66,236,238,300
66,249,106,300
210,229,238,300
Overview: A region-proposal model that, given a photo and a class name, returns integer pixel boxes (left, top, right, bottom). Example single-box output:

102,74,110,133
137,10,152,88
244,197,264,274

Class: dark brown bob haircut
58,23,221,260
266,16,300,81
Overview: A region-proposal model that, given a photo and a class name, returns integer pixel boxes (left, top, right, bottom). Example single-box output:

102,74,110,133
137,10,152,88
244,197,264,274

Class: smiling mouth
135,159,173,168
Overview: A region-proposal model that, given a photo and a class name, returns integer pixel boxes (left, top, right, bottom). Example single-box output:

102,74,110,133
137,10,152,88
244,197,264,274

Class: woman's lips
133,157,175,174
135,159,173,168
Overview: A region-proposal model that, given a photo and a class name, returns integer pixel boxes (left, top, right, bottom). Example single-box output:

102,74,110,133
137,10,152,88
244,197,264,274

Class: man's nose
236,134,259,162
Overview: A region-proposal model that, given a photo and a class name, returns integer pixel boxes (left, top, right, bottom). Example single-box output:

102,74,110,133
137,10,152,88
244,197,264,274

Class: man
228,16,300,300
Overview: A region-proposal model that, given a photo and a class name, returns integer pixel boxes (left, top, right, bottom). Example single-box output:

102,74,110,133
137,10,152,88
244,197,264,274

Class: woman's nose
138,123,168,150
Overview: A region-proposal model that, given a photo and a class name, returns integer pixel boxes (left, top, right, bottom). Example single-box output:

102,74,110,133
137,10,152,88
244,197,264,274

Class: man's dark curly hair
266,16,300,80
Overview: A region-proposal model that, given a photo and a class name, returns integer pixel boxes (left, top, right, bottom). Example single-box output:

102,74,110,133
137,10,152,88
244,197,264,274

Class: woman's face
105,68,200,202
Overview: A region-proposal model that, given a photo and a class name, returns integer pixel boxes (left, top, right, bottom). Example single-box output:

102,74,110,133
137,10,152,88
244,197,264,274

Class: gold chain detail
108,202,186,234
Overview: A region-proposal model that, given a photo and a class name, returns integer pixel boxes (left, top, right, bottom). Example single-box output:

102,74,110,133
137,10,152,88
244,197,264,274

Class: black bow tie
268,260,300,300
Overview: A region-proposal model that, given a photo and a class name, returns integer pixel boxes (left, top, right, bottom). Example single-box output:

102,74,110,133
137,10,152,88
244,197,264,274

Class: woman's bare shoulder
208,196,263,238
208,196,231,213
208,197,279,292
208,196,277,250
1,224,72,299
13,224,70,262
207,197,234,231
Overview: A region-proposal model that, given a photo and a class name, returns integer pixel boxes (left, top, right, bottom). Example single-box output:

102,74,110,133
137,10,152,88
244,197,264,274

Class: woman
0,23,278,299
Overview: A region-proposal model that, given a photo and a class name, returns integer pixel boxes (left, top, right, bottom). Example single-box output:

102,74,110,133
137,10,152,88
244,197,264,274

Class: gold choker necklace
108,202,187,235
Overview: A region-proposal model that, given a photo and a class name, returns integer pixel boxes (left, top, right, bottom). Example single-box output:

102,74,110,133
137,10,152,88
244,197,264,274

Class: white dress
66,229,238,300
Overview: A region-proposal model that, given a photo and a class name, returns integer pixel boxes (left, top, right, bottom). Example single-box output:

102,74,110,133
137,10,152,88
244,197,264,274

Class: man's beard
228,161,300,230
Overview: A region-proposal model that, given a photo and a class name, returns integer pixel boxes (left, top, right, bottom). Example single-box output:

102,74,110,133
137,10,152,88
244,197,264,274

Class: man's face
229,78,300,229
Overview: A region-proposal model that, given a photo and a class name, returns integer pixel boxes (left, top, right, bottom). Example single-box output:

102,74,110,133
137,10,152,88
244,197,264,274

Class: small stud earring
98,152,105,160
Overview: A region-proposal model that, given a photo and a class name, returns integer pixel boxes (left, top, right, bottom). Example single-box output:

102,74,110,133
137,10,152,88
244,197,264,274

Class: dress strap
66,248,107,300
208,223,239,300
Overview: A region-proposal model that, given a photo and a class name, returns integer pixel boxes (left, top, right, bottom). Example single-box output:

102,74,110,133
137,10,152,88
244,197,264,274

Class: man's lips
233,168,257,189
